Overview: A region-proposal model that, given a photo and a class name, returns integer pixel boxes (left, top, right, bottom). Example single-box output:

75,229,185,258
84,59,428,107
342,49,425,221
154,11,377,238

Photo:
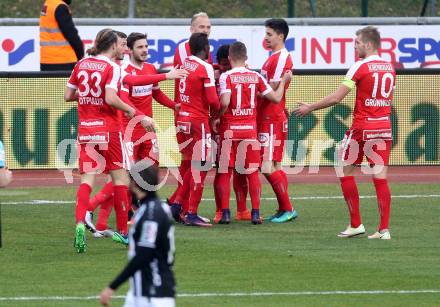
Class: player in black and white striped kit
100,163,176,307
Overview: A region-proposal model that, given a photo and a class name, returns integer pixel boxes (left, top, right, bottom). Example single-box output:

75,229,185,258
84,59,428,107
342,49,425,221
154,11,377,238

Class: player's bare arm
64,87,77,102
293,84,351,117
265,70,292,103
219,92,231,117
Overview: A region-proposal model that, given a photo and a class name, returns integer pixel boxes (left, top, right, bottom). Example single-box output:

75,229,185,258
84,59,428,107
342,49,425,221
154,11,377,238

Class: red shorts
78,131,124,174
340,128,392,165
176,117,212,162
217,138,261,171
258,120,288,162
123,132,159,169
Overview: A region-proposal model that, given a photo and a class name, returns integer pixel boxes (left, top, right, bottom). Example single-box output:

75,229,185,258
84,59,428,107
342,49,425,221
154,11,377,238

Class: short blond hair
356,26,381,50
191,12,209,24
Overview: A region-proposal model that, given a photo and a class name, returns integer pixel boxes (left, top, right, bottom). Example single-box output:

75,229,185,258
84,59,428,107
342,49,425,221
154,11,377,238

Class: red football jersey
120,62,159,131
258,48,293,122
177,55,217,119
173,40,213,102
219,67,271,139
344,55,396,129
67,55,121,138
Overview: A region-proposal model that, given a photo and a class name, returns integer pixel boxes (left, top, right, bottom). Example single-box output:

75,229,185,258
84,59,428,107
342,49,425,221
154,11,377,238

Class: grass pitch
0,182,439,307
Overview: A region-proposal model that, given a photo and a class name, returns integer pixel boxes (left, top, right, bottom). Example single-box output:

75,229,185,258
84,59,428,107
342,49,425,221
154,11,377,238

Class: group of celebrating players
66,12,395,255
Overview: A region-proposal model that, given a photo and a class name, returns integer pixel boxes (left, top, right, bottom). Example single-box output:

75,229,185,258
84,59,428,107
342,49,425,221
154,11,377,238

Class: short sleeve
257,72,272,96
271,51,292,83
105,63,120,91
66,65,78,89
343,60,363,89
203,64,216,88
219,73,231,95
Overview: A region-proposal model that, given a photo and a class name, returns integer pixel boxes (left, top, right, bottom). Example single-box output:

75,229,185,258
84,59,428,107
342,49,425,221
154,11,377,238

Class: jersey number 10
371,72,394,99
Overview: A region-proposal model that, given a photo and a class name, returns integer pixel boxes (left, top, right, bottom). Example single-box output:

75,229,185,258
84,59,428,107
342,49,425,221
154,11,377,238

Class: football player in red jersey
85,32,187,239
173,33,220,227
212,44,254,223
215,42,292,224
65,29,155,252
294,26,395,240
258,19,298,223
168,12,213,222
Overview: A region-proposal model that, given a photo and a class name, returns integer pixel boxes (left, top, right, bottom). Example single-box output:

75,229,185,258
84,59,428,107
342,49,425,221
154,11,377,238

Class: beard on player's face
134,51,147,63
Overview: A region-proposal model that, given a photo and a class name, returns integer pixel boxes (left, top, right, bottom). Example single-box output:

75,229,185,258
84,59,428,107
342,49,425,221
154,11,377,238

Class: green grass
0,182,439,307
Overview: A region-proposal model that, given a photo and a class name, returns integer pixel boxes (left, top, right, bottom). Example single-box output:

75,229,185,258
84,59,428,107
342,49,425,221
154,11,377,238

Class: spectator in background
0,140,12,187
40,0,84,71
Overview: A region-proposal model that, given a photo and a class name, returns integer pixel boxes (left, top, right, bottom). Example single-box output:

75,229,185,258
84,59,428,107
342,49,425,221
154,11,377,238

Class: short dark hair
216,44,230,63
114,31,127,39
229,42,247,61
356,26,381,50
127,32,147,49
130,161,159,192
265,18,289,42
189,33,209,57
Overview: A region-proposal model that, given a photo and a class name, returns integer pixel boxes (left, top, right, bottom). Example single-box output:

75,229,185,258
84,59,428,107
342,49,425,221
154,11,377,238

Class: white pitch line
2,194,440,205
0,289,439,301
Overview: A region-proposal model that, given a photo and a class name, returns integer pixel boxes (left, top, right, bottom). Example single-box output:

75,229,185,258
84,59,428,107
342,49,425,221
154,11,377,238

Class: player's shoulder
189,56,214,75
350,55,393,77
143,62,157,73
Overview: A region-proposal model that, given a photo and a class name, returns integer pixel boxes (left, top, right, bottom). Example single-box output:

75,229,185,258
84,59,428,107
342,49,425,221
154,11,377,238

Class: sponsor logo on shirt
176,121,191,134
80,120,104,127
363,129,393,141
77,132,109,143
258,132,270,147
132,85,152,97
79,61,107,72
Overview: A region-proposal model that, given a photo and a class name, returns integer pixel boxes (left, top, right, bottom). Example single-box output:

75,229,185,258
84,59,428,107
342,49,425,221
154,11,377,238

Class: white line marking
0,290,439,301
2,194,440,205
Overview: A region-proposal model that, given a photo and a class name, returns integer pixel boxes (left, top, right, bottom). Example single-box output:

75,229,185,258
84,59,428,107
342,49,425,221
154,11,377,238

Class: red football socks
215,169,232,210
233,171,248,212
247,171,261,210
188,171,208,215
266,170,293,211
213,172,222,212
96,197,114,231
339,176,361,228
373,178,391,231
113,185,129,235
88,181,113,212
168,160,191,204
76,183,92,224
